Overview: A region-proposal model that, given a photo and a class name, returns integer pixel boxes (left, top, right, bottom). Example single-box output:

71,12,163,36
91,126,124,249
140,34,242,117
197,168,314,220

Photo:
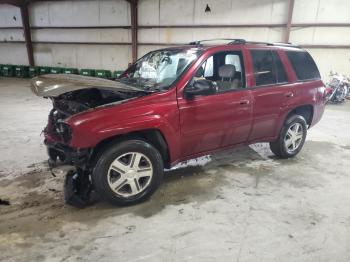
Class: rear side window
272,51,288,83
250,50,288,86
285,51,321,81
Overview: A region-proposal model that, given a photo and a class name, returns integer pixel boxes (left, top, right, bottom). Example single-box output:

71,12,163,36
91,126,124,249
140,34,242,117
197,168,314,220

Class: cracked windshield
118,48,200,91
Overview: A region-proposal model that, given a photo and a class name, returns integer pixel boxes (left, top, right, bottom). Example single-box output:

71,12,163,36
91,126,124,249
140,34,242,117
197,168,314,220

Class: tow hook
64,169,92,208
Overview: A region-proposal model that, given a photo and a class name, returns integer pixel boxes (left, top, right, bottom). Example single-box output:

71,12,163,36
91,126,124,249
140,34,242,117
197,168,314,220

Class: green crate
80,69,95,77
112,70,124,79
95,69,111,79
29,66,39,77
15,65,29,78
2,64,15,77
63,68,78,74
50,67,63,74
39,66,50,75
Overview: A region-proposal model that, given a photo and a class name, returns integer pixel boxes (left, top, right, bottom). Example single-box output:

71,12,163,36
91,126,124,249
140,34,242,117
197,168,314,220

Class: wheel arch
273,104,314,139
89,128,171,169
286,104,314,127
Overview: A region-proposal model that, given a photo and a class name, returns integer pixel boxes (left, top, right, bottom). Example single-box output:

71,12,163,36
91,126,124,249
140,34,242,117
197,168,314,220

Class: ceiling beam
284,0,295,43
20,2,35,65
128,0,138,62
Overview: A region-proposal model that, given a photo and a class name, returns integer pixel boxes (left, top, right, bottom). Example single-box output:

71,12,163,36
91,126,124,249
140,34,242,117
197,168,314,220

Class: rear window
250,50,288,86
272,51,288,83
285,51,321,81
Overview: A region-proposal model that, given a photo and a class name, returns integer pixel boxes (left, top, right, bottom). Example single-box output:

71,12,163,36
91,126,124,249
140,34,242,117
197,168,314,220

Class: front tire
92,139,164,206
270,115,307,158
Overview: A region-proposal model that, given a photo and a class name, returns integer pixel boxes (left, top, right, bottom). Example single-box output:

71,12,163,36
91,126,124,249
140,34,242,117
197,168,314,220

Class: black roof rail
229,40,301,48
188,38,301,48
230,40,272,45
188,38,246,45
271,42,301,48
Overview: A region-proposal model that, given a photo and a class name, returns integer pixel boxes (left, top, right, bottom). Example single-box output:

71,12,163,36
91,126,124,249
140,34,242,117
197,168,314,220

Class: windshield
117,48,200,91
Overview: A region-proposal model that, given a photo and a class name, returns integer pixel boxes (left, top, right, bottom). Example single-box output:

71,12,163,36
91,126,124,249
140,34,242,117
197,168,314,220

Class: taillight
323,87,333,102
325,87,333,95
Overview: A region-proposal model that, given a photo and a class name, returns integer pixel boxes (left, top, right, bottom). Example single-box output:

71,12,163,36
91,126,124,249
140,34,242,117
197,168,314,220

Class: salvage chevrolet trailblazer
31,39,326,206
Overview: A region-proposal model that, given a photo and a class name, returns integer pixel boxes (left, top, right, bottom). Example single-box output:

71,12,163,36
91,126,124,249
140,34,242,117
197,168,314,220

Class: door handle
239,100,250,105
285,92,294,98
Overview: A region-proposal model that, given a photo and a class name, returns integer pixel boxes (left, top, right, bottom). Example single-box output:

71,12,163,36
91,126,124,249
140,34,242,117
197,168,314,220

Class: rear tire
270,115,307,158
92,139,163,206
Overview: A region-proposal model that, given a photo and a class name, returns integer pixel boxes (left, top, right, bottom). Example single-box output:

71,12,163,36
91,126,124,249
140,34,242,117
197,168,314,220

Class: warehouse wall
137,0,287,59
292,0,350,78
0,1,131,70
138,0,350,79
0,0,349,78
0,5,26,65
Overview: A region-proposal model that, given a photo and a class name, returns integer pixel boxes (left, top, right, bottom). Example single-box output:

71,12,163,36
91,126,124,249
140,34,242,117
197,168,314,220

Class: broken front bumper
44,139,93,208
45,138,91,169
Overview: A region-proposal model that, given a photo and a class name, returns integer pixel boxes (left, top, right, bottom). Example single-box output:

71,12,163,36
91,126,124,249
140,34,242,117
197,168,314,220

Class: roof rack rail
229,40,300,48
271,42,301,48
188,38,300,48
229,40,272,45
188,38,246,45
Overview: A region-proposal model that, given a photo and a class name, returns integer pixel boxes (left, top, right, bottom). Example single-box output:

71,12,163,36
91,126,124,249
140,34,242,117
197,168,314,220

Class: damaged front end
31,74,149,207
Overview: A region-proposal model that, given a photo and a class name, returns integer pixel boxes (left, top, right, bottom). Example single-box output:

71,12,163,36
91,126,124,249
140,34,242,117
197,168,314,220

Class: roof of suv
159,39,303,52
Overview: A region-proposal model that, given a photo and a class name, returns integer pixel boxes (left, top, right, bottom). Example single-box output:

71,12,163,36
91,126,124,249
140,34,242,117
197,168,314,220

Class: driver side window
203,56,214,77
193,51,245,94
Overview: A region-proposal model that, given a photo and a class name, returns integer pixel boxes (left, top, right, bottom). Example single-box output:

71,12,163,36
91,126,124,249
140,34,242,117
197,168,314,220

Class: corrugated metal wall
0,0,349,78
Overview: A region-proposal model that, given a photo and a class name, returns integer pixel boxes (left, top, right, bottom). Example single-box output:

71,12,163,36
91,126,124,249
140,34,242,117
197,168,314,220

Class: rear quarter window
250,50,288,86
285,51,321,81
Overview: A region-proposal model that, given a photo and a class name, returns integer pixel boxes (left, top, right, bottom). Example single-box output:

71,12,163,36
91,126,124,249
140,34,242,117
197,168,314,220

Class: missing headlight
56,121,72,143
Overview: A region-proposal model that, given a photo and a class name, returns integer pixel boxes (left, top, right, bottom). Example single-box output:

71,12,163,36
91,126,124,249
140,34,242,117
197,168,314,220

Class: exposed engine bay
31,74,150,159
51,88,140,117
47,88,145,144
30,74,150,140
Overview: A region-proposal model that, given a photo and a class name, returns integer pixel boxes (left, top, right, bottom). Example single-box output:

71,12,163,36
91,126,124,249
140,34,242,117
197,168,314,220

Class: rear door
177,48,253,157
248,49,296,141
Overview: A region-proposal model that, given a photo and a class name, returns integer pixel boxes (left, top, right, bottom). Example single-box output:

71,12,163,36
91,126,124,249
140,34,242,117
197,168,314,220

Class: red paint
47,44,326,167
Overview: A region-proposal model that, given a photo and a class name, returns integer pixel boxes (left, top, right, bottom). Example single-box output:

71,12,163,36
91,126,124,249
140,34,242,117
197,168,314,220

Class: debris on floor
0,199,10,206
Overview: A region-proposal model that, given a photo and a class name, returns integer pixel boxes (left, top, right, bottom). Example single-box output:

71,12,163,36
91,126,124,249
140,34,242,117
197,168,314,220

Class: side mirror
184,79,216,99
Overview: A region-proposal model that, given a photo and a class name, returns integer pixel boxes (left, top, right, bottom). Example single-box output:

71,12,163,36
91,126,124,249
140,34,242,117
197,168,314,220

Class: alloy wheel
284,123,304,154
107,152,153,197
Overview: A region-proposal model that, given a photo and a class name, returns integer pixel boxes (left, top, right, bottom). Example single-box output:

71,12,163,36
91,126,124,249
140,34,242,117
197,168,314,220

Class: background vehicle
326,72,349,103
31,39,326,206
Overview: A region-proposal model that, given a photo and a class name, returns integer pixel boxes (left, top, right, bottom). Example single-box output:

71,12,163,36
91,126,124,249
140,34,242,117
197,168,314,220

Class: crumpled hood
31,74,142,97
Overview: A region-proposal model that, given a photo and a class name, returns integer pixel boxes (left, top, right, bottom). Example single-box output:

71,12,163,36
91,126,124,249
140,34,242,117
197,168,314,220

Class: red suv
32,39,326,206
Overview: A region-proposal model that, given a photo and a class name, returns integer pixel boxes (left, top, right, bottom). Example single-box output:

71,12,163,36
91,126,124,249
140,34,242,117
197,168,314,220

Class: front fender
65,87,180,163
68,114,180,164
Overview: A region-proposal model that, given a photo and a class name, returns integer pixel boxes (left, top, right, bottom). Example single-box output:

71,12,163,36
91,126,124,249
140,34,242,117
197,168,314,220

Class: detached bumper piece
45,141,93,208
64,169,92,208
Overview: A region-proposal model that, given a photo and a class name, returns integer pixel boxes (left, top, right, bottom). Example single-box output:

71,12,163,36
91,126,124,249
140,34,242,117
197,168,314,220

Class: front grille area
47,109,72,143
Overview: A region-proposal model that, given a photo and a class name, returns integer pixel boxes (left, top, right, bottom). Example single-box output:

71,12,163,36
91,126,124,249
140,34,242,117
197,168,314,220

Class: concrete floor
1,78,350,262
